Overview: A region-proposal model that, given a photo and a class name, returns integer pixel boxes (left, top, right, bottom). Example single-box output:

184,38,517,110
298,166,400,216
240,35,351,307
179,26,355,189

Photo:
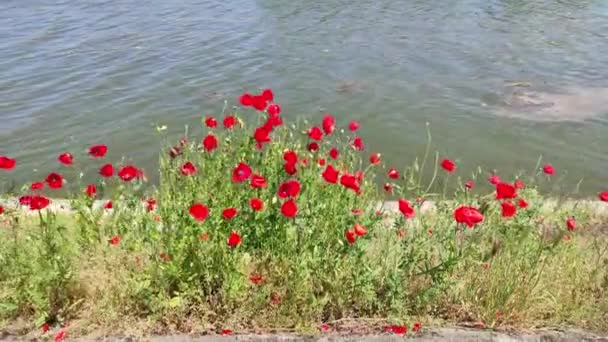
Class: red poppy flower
189,203,209,221
514,179,525,189
496,182,517,200
250,173,267,188
0,156,16,170
232,162,252,182
465,180,474,189
265,114,282,128
0,206,4,215
54,329,66,342
340,173,361,193
199,233,209,241
518,199,528,208
222,208,238,220
501,201,516,217
205,116,217,128
45,172,63,189
41,322,49,333
239,93,253,106
384,183,393,193
261,88,274,101
270,294,282,305
169,145,182,158
488,174,501,185
307,142,319,152
320,324,331,332
104,201,113,209
169,145,182,159
89,145,108,158
221,329,234,336
441,159,456,172
355,171,364,183
58,152,73,165
19,195,32,206
252,95,268,111
398,199,415,218
329,148,339,160
261,115,279,130
85,184,96,198
412,322,421,333
31,181,44,190
250,198,264,211
109,236,120,245
322,165,339,183
386,167,399,179
318,158,326,166
146,198,156,212
352,136,364,151
566,217,576,231
281,199,298,218
202,134,218,152
349,121,360,131
29,196,50,210
249,273,264,284
383,325,407,335
253,126,271,148
278,180,301,198
352,208,362,215
543,164,555,175
284,162,297,175
180,161,196,176
267,103,281,117
301,158,309,167
308,126,323,140
354,223,367,237
368,153,381,165
223,115,237,129
322,114,335,135
345,229,356,244
160,252,170,261
454,206,484,227
227,231,242,247
99,163,114,178
118,165,139,182
599,191,608,202
283,150,298,164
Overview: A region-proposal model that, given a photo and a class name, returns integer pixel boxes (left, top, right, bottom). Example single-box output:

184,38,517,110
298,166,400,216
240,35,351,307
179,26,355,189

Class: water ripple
0,0,607,192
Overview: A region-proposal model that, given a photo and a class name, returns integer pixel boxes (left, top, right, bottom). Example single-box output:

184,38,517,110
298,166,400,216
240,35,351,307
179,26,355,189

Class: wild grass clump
0,89,607,339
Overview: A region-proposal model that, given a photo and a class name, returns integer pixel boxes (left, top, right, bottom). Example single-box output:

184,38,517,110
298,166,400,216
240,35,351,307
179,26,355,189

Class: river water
1,0,607,194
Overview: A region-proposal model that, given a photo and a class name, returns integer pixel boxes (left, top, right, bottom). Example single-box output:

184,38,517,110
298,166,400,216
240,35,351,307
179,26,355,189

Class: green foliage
0,106,606,336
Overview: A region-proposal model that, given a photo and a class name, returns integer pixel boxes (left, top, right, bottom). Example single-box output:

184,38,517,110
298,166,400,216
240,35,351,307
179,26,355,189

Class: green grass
0,94,607,338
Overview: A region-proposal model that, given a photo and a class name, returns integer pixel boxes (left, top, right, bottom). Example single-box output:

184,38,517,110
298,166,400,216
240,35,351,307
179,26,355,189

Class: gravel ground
2,328,606,342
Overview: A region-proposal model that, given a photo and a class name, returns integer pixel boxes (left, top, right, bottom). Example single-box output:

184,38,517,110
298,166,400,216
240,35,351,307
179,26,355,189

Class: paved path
4,328,605,342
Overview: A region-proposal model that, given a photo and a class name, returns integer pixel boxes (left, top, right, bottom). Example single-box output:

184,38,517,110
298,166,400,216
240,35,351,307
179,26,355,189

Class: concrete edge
1,197,607,217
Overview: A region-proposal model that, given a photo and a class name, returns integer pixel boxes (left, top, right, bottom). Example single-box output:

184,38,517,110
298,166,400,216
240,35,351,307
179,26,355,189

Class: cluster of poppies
1,144,143,211
2,88,608,243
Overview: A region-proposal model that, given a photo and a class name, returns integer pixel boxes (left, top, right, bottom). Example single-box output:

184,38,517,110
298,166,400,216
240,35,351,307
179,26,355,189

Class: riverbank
2,94,608,340
2,195,607,339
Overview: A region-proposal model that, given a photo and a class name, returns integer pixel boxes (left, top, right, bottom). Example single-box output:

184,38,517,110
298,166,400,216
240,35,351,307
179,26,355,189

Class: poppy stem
418,123,432,187
295,218,301,253
423,152,439,194
442,174,449,200
37,209,46,227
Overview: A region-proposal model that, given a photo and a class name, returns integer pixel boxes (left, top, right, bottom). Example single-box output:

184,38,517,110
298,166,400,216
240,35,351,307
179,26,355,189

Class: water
1,0,608,194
